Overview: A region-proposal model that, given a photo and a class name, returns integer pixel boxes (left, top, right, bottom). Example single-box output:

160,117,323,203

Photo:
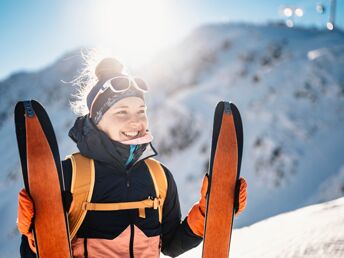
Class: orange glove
186,175,208,237
17,188,36,253
234,177,247,215
187,175,247,237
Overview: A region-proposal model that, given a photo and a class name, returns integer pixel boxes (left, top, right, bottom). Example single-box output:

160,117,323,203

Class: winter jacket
20,115,202,258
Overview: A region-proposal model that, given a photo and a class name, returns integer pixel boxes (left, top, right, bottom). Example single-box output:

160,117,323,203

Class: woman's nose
127,117,141,127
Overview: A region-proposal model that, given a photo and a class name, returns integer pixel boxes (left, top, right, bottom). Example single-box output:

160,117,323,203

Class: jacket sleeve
160,165,203,257
20,235,36,258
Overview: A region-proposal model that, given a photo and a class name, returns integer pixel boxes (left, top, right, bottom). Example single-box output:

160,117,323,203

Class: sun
90,0,172,65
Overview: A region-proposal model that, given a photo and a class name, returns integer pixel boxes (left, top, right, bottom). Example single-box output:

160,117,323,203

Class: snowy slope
162,197,344,258
138,23,344,227
0,23,344,256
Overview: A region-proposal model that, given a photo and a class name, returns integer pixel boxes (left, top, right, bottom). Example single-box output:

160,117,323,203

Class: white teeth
123,131,139,137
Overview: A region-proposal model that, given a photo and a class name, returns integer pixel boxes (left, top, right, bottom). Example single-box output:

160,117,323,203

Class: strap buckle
82,202,89,211
153,197,161,209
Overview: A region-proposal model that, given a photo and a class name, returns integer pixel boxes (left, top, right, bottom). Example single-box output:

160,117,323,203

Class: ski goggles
89,75,148,122
101,76,148,94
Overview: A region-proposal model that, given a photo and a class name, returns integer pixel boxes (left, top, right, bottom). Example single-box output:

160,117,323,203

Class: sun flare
90,0,171,65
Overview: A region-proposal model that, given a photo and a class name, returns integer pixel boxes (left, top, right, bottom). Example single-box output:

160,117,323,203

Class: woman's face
96,97,148,142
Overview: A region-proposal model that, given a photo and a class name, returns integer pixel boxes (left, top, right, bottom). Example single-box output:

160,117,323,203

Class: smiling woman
90,0,171,63
17,55,247,258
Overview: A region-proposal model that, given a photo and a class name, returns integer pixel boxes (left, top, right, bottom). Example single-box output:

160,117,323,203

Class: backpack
65,153,168,240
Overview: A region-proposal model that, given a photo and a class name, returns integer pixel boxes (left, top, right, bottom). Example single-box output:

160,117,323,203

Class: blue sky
0,0,343,80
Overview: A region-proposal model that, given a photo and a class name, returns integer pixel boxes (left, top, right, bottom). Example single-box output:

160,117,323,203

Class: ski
15,100,72,258
202,101,243,258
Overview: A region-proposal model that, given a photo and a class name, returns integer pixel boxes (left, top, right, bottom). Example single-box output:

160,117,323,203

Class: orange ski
202,101,243,258
15,100,72,258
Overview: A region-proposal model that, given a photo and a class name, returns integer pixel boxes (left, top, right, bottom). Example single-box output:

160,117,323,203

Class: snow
308,165,344,204
1,23,344,256
165,197,344,258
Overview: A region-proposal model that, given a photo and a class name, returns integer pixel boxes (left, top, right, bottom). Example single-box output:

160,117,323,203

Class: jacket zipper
126,168,133,258
84,238,88,258
125,149,157,258
130,224,134,258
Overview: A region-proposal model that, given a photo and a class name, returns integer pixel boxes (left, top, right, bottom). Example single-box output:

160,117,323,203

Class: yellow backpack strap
66,153,95,240
144,158,168,223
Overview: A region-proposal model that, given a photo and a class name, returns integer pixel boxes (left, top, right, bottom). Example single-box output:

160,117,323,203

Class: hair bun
95,58,124,80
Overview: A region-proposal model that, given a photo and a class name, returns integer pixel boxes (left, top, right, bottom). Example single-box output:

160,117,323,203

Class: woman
17,57,247,258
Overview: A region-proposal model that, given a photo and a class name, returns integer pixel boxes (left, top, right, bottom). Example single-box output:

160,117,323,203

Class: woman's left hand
186,174,247,237
197,174,247,216
234,177,247,216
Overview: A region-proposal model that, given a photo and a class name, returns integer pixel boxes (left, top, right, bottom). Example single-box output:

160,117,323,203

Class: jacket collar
68,115,157,168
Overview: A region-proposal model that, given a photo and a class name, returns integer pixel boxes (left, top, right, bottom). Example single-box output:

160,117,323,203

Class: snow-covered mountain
138,23,344,226
0,23,344,256
163,196,344,258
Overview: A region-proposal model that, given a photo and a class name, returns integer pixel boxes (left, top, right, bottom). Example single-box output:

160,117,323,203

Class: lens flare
326,22,334,30
89,0,172,65
283,7,293,17
295,8,304,17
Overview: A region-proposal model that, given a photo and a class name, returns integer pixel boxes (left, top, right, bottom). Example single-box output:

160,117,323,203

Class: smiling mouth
122,131,140,139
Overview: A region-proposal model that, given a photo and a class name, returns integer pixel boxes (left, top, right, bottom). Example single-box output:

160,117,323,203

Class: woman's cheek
114,115,129,122
142,116,149,129
139,115,148,121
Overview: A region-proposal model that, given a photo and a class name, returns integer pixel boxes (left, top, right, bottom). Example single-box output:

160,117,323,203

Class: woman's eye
138,110,145,114
115,111,127,115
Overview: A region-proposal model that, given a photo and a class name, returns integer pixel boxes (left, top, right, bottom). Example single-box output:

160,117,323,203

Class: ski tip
15,100,34,117
31,100,48,113
223,102,232,114
15,100,45,118
229,102,238,109
215,101,233,114
229,103,242,121
215,101,243,117
14,101,23,114
23,101,35,118
14,101,29,119
31,99,42,106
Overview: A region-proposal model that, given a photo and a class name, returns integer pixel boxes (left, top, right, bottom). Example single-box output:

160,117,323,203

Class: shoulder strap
66,153,95,240
144,158,168,223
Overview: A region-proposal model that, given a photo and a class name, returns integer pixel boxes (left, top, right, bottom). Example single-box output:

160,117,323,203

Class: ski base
15,100,72,258
202,101,243,258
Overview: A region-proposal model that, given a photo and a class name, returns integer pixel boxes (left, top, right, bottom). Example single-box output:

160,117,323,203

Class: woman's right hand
17,188,36,253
